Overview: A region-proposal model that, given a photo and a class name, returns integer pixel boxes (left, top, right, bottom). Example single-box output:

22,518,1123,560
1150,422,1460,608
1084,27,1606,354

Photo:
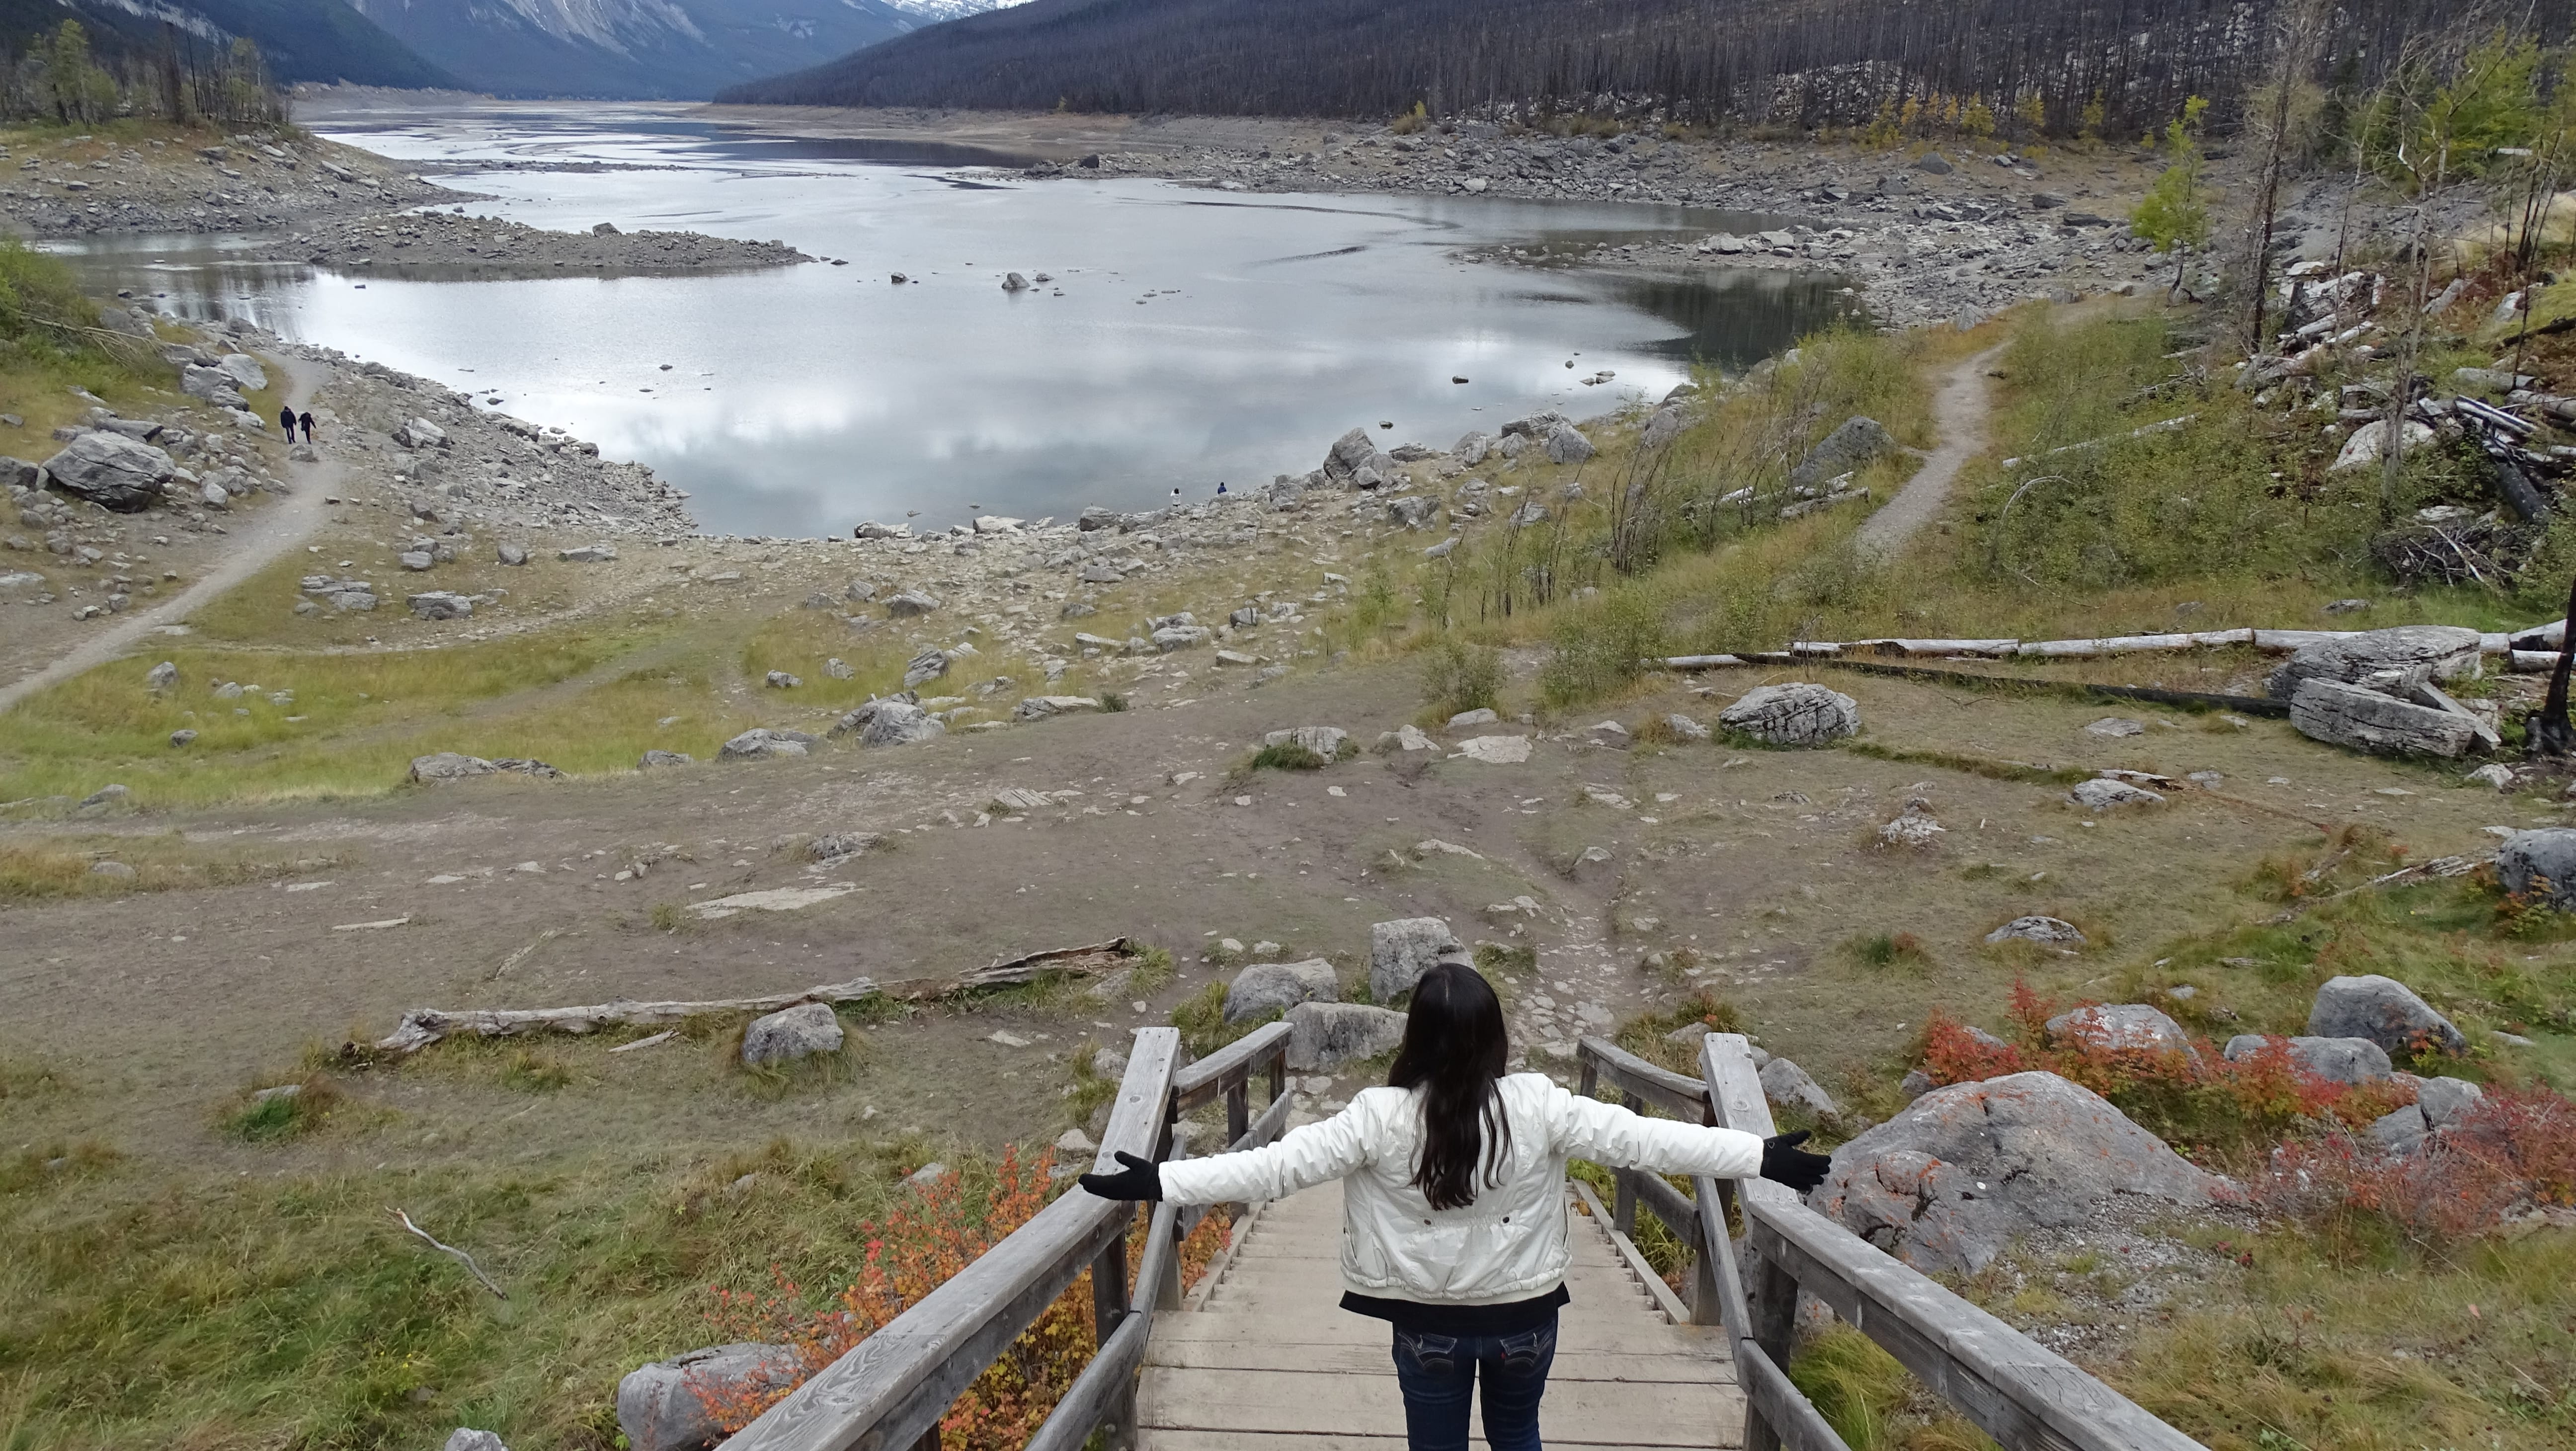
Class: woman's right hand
1759,1131,1833,1192
1077,1150,1164,1202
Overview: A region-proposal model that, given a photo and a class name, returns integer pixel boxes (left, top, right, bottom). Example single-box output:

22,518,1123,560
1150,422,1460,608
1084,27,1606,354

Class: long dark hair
1387,961,1513,1211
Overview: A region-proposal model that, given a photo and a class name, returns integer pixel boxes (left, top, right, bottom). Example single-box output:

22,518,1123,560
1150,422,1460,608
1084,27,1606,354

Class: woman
1081,961,1832,1451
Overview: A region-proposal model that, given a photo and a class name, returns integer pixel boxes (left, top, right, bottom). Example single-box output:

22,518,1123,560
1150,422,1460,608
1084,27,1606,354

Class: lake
54,101,1852,536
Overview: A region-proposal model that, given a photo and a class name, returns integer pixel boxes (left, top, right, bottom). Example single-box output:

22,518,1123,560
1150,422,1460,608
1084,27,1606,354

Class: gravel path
1851,342,2007,559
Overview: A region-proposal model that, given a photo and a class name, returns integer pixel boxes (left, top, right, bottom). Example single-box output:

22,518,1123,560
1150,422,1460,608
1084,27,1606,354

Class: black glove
1760,1130,1832,1192
1077,1149,1163,1202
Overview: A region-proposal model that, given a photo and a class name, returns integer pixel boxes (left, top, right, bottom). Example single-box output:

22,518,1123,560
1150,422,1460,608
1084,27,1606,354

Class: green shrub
1248,741,1326,771
1421,637,1504,718
1539,587,1666,707
1169,981,1276,1057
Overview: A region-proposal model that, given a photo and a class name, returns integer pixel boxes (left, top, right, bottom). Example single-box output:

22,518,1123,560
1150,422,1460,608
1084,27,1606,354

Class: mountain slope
1,0,456,88
344,0,919,98
715,0,2458,137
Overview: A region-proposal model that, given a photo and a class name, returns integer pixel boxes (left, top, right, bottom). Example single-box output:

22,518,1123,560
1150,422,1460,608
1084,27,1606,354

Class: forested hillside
719,0,2535,136
0,0,451,89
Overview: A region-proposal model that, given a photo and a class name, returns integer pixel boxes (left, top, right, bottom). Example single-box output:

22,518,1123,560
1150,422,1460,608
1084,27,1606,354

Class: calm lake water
54,101,1853,536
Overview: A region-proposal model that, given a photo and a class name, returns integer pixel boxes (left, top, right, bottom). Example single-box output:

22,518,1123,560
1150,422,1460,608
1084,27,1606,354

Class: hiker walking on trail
277,404,295,434
298,411,316,443
1081,961,1832,1451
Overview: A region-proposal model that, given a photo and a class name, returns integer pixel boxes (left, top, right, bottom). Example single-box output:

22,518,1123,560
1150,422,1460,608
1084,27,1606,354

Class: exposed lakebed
50,100,1850,536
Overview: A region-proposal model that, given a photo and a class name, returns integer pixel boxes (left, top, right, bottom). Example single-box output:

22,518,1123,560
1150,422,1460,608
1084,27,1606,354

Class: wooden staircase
1137,1178,1747,1449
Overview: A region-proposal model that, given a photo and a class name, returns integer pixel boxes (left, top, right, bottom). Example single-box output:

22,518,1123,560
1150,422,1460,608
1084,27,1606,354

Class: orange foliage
2251,1086,2576,1238
692,1146,1234,1451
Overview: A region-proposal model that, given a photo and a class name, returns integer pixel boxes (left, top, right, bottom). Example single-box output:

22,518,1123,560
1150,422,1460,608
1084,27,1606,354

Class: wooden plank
1693,1177,1754,1344
1624,1166,1703,1245
1144,1336,1730,1381
1576,1036,1708,1120
1736,1340,1852,1451
1139,1366,1744,1446
1701,1034,1786,1451
1738,1180,2208,1451
1143,1430,1745,1451
1172,1020,1291,1111
1571,1177,1690,1326
728,1031,1181,1451
1697,1035,1776,1139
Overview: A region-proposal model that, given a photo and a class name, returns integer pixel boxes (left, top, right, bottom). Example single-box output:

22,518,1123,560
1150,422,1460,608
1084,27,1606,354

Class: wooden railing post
1226,1079,1249,1146
1089,1217,1134,1450
1698,1033,1791,1451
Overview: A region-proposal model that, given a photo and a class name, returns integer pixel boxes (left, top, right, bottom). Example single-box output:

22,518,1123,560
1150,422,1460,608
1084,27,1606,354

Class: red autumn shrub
2250,1086,2576,1239
691,1145,1232,1450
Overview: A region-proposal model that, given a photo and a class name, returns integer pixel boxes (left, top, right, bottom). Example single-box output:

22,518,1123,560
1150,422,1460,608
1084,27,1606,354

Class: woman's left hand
1077,1150,1165,1202
1760,1131,1833,1192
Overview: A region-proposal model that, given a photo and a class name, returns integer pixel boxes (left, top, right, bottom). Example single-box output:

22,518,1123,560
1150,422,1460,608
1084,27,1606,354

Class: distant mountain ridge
0,0,456,88
341,0,1027,99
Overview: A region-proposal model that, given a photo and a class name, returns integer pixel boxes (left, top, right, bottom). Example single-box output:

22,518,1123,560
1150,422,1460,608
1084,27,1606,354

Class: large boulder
2288,679,2478,758
1810,1071,2221,1274
616,1343,800,1451
1224,958,1339,1022
2308,973,2465,1055
902,645,951,690
741,1002,844,1066
2045,1004,2193,1055
2222,1034,2392,1084
408,591,473,621
1760,1056,1839,1116
179,365,246,406
861,701,945,748
1543,423,1595,464
41,432,178,511
1787,416,1894,489
1369,917,1463,1002
1263,726,1349,758
884,589,940,618
1322,427,1378,484
2495,828,2576,908
214,352,268,391
1285,1001,1408,1070
1718,682,1859,747
409,752,497,784
2267,625,2481,700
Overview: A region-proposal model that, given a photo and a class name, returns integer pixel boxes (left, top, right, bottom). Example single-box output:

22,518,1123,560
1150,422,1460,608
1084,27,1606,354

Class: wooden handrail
1569,1035,2209,1451
730,1020,1298,1451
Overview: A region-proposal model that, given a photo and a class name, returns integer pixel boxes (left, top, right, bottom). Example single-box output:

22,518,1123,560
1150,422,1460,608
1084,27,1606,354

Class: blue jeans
1389,1314,1558,1451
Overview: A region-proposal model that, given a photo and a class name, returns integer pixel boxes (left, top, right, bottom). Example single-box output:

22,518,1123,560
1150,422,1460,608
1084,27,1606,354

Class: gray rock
1225,958,1341,1021
80,785,132,811
885,589,940,617
719,728,813,760
1263,726,1348,758
616,1343,800,1451
1717,682,1859,746
1586,720,1632,749
1012,695,1103,722
2415,1075,2484,1129
2308,973,2465,1055
1810,1071,2219,1274
2369,1104,2428,1153
741,1002,844,1066
145,660,177,691
496,543,529,566
2221,1034,2392,1084
1454,431,1492,466
2083,717,2144,737
399,550,435,572
1985,915,2085,946
89,859,136,879
1447,708,1500,728
41,431,178,511
1388,495,1441,529
329,590,378,612
445,1432,508,1451
1285,1001,1409,1070
638,749,693,768
169,728,197,747
558,545,617,564
1322,427,1377,484
1664,1021,1716,1048
1899,1068,1935,1100
860,701,945,748
1787,416,1895,489
1543,423,1595,464
908,1161,951,1188
1760,1056,1840,1116
808,832,885,863
2288,678,2478,759
1369,917,1464,1001
1641,405,1688,449
2268,625,2482,700
2496,828,2576,907
214,352,268,392
397,417,448,449
903,646,951,689
1093,1047,1128,1079
179,366,246,406
1663,713,1710,742
763,670,802,689
407,591,473,621
1153,626,1213,651
2069,777,2165,810
2045,1004,2191,1054
1911,151,1954,174
825,657,855,680
409,752,497,784
1055,1127,1096,1154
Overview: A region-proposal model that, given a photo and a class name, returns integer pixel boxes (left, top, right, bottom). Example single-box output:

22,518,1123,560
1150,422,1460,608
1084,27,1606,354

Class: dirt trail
0,355,342,717
1851,343,2007,559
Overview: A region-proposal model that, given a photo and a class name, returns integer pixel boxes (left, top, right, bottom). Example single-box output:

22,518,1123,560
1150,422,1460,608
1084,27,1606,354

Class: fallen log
1659,620,2556,672
373,937,1138,1053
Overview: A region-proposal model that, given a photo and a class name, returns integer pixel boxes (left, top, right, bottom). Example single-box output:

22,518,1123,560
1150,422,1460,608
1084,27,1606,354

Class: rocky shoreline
275,209,811,278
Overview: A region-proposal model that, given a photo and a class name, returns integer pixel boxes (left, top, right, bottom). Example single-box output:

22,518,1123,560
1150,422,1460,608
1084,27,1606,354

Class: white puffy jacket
1157,1073,1764,1305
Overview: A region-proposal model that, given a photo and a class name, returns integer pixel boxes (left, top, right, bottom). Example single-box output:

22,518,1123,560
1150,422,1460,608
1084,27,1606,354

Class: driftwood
392,1208,506,1298
374,938,1137,1053
1664,618,2565,673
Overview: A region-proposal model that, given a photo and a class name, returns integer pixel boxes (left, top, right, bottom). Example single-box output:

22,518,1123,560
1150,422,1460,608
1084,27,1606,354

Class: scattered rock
1877,803,1944,848
903,646,951,690
2289,678,2479,759
807,831,885,863
2495,828,2576,908
2045,1004,2192,1055
445,1431,509,1451
2330,418,2433,472
859,702,945,748
1760,1056,1839,1116
1717,682,1859,747
885,589,940,618
168,728,197,747
1662,713,1710,742
638,749,693,768
89,859,136,879
1263,726,1349,758
1454,734,1531,764
1543,422,1595,464
496,543,529,566
2222,1034,2392,1084
1447,708,1500,728
1285,1001,1409,1070
740,1002,844,1066
2083,717,2144,738
1055,1128,1096,1154
1985,915,2085,947
397,417,449,450
764,670,802,689
409,752,497,785
1811,1071,2221,1274
1225,958,1340,1021
616,1344,800,1451
2069,777,2165,811
1369,917,1464,1001
1012,695,1103,722
145,660,177,691
407,591,473,621
2307,973,2465,1055
557,544,617,564
825,657,855,680
1787,415,1894,489
2416,1075,2484,1129
2269,625,2483,700
41,431,178,511
719,728,817,760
